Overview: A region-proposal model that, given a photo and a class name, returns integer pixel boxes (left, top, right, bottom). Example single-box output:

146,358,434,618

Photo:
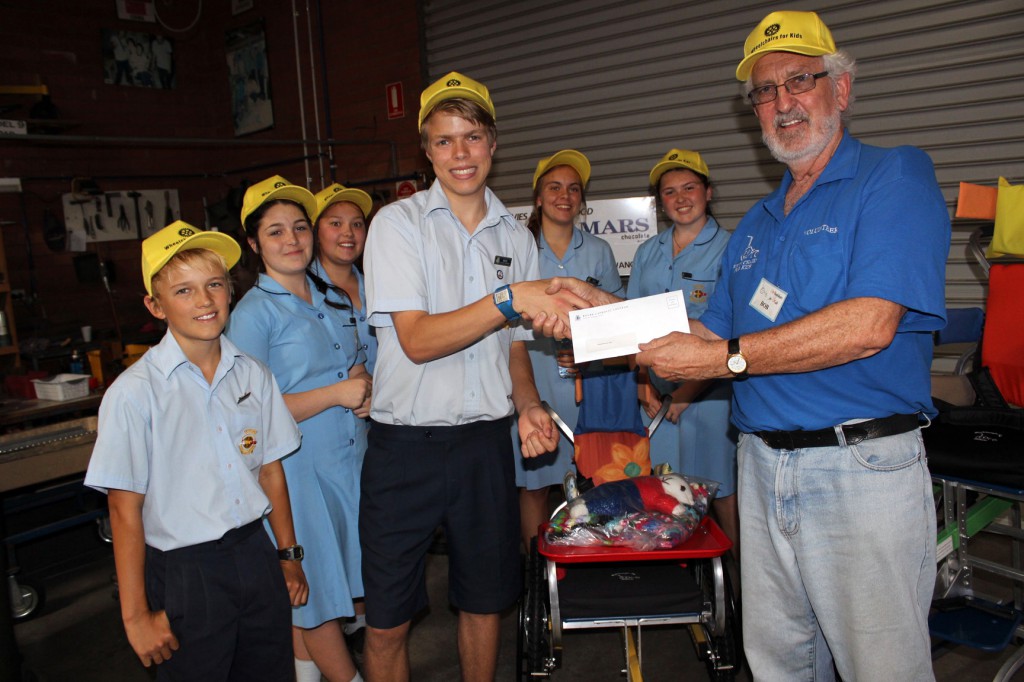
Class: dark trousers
144,520,293,682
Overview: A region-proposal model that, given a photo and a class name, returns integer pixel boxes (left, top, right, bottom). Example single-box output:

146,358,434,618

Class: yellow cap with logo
418,71,496,131
240,175,318,226
141,221,241,296
532,150,591,190
314,183,373,222
649,149,710,188
736,10,836,81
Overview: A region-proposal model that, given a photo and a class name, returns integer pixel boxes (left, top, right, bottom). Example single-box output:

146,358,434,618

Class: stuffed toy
565,473,695,520
547,473,718,550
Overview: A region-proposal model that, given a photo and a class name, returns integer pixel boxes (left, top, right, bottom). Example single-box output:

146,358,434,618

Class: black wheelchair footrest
557,560,703,620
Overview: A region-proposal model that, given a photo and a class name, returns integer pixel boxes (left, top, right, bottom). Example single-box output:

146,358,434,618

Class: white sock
295,657,321,682
349,672,364,682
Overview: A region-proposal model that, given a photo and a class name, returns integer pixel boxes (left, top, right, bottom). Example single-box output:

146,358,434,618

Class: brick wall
0,0,423,360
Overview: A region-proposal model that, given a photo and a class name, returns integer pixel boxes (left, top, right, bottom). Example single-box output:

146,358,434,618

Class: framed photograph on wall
102,29,174,89
226,21,274,136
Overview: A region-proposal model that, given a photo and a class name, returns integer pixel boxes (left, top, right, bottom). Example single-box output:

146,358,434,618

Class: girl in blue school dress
310,183,377,375
227,175,370,682
309,183,376,651
626,149,739,555
514,150,623,550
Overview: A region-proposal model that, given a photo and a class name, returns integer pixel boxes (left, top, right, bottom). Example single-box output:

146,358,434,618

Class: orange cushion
573,431,652,486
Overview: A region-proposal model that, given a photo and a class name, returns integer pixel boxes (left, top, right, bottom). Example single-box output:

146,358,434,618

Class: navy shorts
359,418,521,629
144,520,292,682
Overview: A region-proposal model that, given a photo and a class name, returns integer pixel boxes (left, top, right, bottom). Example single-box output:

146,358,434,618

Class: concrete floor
9,515,1024,681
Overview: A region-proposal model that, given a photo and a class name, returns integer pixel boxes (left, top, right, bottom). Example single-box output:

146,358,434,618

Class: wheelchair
927,212,1024,680
516,365,739,680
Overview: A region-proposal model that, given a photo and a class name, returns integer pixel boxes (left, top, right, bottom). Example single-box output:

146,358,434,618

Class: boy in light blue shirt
86,221,307,681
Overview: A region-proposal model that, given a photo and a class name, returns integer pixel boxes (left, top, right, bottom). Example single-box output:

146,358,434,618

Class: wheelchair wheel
519,538,552,679
694,557,739,681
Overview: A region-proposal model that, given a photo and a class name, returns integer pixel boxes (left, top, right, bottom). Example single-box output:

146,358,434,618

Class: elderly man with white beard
546,11,950,681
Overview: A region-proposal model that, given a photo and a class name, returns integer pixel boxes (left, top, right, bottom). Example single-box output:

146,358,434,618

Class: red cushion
980,263,1024,407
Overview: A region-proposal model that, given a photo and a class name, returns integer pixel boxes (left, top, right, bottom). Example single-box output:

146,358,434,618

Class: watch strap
493,285,520,321
277,545,304,561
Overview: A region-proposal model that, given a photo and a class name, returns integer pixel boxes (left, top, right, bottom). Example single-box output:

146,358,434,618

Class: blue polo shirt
700,131,950,432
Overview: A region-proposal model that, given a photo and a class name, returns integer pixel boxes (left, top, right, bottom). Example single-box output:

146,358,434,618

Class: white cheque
568,291,690,363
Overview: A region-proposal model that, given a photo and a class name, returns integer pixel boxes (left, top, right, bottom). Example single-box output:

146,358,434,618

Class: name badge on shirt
585,276,599,286
749,277,788,322
493,255,512,281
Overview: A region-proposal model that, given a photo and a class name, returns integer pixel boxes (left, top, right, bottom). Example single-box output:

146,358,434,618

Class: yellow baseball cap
736,10,836,81
418,71,496,131
313,183,373,222
141,221,241,296
532,149,591,190
649,149,710,188
240,175,318,226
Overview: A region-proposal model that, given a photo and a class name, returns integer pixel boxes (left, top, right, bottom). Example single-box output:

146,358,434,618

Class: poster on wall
226,21,274,136
102,30,175,89
116,0,156,22
61,190,181,248
507,197,657,277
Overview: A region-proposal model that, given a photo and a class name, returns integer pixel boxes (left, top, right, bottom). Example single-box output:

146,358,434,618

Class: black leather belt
754,413,921,450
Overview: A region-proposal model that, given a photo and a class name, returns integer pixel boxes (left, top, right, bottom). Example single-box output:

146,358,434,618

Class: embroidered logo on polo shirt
804,223,838,236
689,285,707,304
733,235,760,272
239,429,258,455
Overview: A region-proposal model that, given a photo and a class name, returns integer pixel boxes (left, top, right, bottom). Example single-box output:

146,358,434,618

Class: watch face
727,354,747,373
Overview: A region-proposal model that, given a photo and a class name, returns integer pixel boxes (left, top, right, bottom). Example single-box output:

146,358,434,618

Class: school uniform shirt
311,259,378,375
85,332,300,551
627,217,737,494
700,131,950,433
515,228,623,490
364,179,540,426
227,273,367,627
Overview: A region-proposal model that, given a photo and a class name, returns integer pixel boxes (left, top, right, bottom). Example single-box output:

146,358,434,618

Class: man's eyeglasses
747,71,829,106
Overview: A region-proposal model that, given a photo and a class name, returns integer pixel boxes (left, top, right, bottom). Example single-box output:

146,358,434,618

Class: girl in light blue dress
311,183,376,375
627,149,739,555
513,150,623,549
227,175,370,682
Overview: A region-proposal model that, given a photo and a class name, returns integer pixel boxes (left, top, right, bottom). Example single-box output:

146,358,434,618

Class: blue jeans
738,430,935,681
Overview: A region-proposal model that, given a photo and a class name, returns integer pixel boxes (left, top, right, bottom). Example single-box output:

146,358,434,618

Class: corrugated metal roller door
423,0,1024,373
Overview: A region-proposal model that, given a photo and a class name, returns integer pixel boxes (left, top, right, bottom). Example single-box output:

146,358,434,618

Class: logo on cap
179,227,194,237
446,78,461,87
274,181,286,188
669,153,679,160
765,23,780,37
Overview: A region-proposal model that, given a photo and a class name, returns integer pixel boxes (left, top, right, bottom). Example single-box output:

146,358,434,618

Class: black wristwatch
726,337,748,379
278,545,304,561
